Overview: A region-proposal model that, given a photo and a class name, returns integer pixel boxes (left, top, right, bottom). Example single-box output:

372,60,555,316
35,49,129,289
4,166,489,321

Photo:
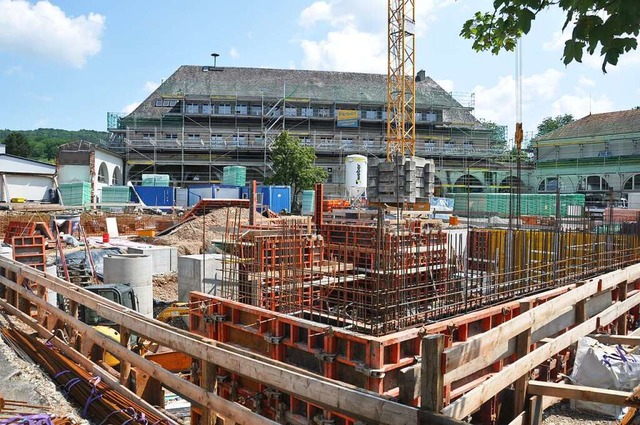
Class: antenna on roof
589,92,592,115
211,53,220,68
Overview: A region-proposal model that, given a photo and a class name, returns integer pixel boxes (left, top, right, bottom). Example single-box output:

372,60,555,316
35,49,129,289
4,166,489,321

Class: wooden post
201,361,218,425
421,334,444,412
119,326,132,386
575,282,587,324
513,301,534,418
618,280,628,335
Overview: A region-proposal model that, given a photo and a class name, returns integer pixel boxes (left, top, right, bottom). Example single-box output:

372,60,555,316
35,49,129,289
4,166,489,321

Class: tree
535,114,574,137
3,132,31,158
481,120,508,152
461,1,640,72
265,132,327,208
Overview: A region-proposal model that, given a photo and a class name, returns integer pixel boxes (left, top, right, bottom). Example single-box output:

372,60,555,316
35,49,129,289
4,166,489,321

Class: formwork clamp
263,388,282,400
204,313,226,323
313,415,335,425
314,350,337,363
264,334,284,344
355,363,386,378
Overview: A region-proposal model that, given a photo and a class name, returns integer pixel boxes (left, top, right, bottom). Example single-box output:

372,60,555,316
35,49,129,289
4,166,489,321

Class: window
538,177,562,192
142,133,154,140
211,134,224,142
162,100,171,107
424,112,438,123
165,133,178,140
318,107,331,118
112,166,122,185
232,134,246,143
202,104,212,115
285,107,297,117
168,100,178,107
365,109,378,119
187,133,200,140
218,104,231,114
463,141,474,151
425,141,435,151
624,174,640,190
301,137,311,144
251,105,262,116
155,100,163,107
186,103,199,114
235,104,247,115
97,163,109,184
300,107,313,117
578,176,609,191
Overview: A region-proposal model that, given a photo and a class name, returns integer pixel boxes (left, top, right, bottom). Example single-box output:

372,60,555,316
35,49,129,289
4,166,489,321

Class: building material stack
367,156,435,205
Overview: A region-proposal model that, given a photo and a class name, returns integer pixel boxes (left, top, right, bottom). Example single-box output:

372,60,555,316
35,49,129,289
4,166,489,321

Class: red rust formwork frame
189,268,640,424
189,280,617,425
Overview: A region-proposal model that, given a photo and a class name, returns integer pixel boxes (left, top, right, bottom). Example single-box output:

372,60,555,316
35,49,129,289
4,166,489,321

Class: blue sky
0,0,638,142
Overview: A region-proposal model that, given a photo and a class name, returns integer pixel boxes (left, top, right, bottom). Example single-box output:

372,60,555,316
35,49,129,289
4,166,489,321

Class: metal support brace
355,363,386,378
314,350,337,363
264,334,284,344
204,313,226,323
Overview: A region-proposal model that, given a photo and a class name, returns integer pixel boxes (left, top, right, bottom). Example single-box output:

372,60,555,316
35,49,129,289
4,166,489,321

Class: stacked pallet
367,156,435,204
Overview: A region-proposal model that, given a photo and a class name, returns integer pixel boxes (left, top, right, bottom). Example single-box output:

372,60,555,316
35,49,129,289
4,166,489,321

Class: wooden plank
589,334,640,346
401,290,627,401
0,259,427,425
0,296,180,425
441,291,640,420
443,265,640,384
0,277,278,425
528,381,631,406
421,334,444,412
513,301,533,416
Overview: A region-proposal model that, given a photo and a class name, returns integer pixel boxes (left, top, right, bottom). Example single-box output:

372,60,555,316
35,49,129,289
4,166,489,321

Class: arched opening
538,177,564,193
111,166,122,185
498,176,523,193
624,174,640,191
97,162,109,184
452,174,484,193
578,175,609,192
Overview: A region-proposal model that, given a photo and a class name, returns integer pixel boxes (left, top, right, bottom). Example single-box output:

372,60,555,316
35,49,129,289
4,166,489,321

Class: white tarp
569,336,640,418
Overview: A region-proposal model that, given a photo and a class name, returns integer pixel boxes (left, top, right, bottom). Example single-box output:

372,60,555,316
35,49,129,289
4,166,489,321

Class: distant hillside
0,128,109,163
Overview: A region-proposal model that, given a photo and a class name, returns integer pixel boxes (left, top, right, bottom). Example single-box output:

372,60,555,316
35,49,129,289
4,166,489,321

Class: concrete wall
2,174,55,202
178,254,235,302
58,164,91,184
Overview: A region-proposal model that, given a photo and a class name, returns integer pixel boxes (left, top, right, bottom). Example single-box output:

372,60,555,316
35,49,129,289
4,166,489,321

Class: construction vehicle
155,301,189,329
79,283,138,326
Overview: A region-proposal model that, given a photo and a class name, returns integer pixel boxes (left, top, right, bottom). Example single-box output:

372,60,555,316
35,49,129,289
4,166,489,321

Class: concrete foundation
128,245,178,274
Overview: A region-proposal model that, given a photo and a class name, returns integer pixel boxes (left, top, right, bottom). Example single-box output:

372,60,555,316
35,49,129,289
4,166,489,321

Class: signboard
337,109,359,128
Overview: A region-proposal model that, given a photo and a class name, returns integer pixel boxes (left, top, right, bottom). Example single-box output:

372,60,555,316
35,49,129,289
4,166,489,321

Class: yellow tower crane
386,0,416,161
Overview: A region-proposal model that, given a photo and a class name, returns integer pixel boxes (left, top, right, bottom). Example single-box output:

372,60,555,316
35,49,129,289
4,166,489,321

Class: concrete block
178,254,238,302
128,245,178,274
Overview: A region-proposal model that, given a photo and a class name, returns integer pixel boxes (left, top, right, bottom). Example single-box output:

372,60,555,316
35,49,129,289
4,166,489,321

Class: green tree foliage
3,132,31,158
265,131,327,204
0,128,108,162
461,1,640,72
536,114,574,137
481,120,508,151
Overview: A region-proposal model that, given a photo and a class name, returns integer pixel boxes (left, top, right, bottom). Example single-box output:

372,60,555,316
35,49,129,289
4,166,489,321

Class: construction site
3,2,640,425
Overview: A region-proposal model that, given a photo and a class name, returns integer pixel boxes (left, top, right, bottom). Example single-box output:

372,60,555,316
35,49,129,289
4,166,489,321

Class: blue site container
260,186,291,213
132,186,174,208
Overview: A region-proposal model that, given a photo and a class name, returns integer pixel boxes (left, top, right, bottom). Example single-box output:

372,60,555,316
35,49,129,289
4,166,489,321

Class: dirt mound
151,207,252,255
153,271,178,302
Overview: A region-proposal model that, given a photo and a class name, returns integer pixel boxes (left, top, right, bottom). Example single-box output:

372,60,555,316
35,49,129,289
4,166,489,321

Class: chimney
416,69,426,82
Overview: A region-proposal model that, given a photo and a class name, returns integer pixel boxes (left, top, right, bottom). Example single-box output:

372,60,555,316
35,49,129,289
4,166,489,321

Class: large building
108,66,525,197
531,109,640,206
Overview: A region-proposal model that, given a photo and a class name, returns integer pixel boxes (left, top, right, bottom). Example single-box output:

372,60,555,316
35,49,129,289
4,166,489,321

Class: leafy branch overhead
265,131,327,201
461,0,640,72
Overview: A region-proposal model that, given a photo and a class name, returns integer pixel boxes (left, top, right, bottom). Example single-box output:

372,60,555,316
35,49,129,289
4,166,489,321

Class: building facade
108,66,527,197
531,109,640,206
57,141,124,204
0,144,56,202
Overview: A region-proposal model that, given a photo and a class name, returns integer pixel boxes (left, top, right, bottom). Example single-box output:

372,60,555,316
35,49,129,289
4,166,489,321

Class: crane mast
386,0,416,161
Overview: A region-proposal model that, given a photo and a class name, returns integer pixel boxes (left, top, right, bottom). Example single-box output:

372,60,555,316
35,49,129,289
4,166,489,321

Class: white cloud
551,94,613,119
543,29,570,52
436,79,454,93
473,69,564,124
230,47,239,59
144,81,160,93
0,0,105,68
297,0,453,71
123,102,139,114
578,76,595,87
300,25,386,72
